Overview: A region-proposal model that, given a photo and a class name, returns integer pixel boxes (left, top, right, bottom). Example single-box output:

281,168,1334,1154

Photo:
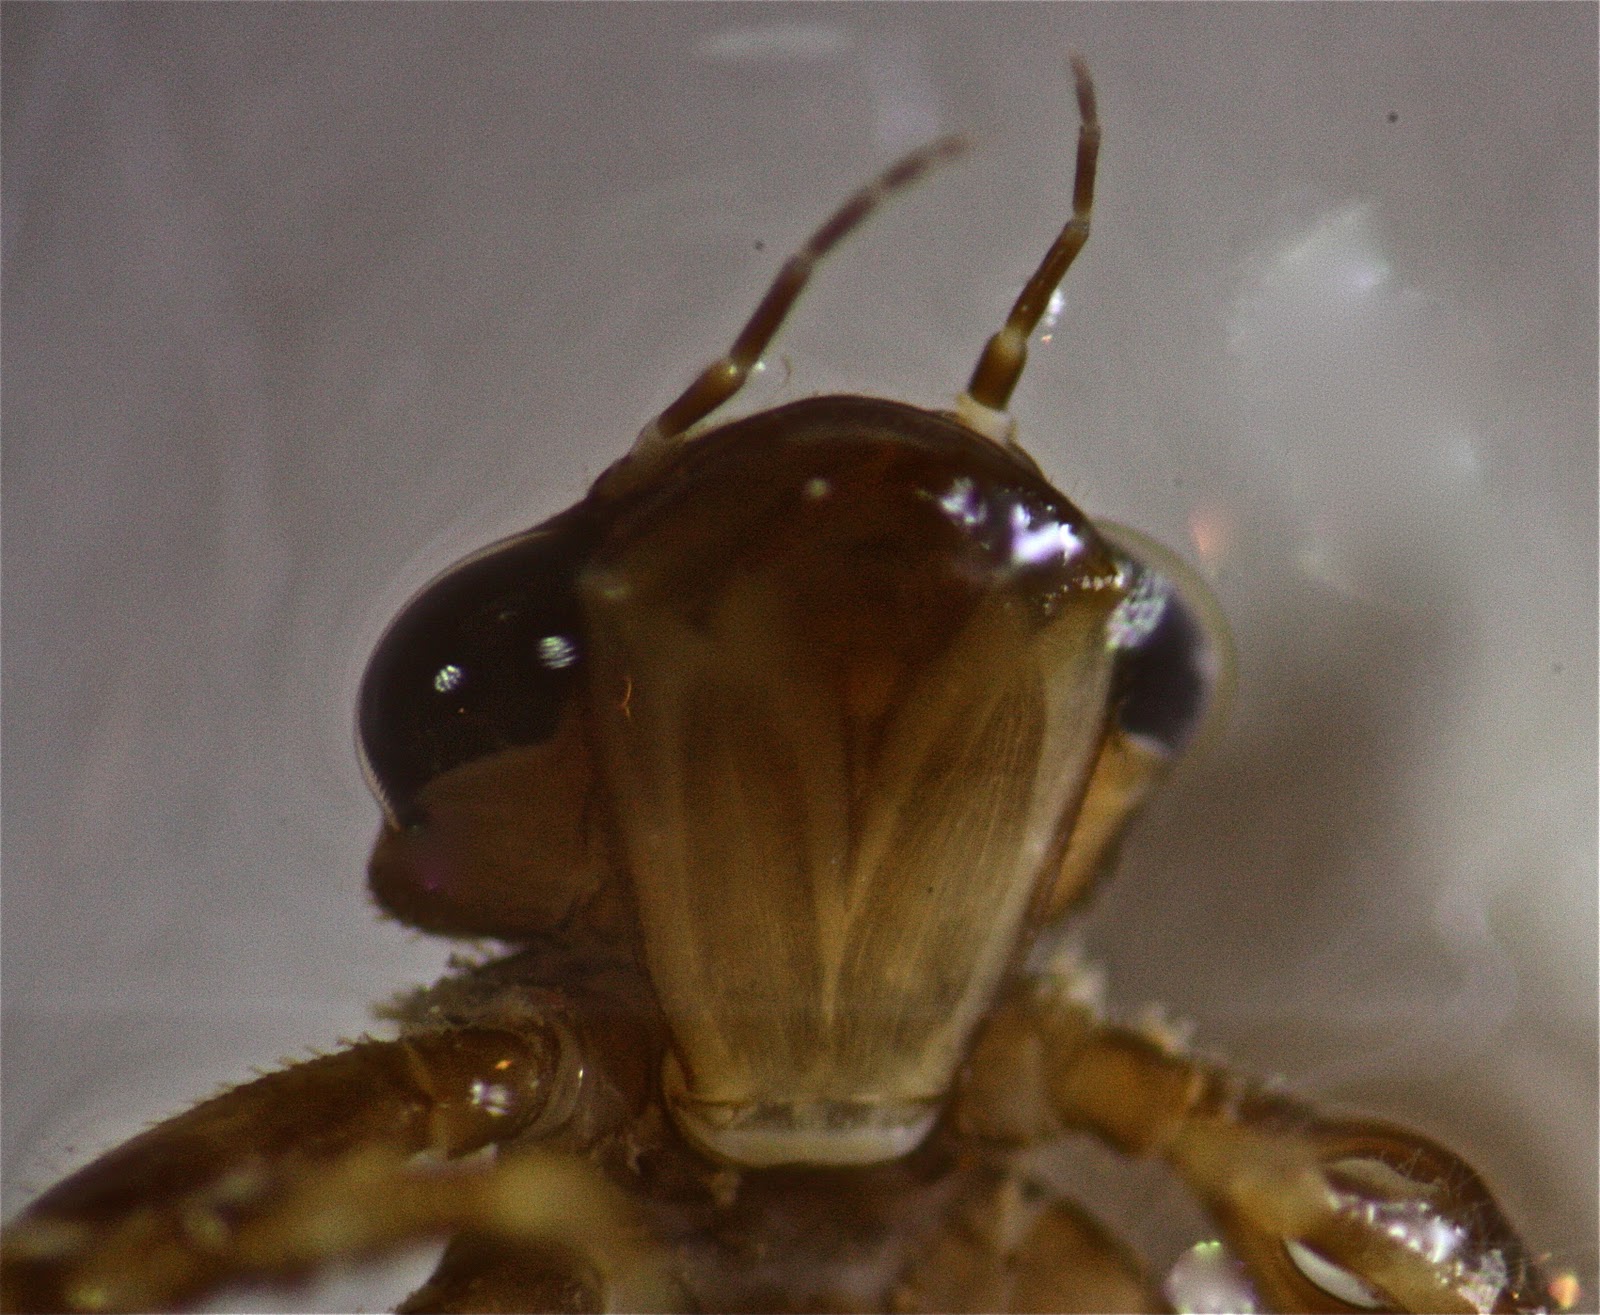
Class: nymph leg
0,1024,677,1313
958,970,1551,1314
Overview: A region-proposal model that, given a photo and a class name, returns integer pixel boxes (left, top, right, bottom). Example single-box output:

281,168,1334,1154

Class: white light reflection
467,1079,514,1117
1107,568,1171,651
928,479,1088,571
537,635,578,670
1007,501,1085,567
1460,1251,1511,1315
1038,286,1067,344
1236,203,1391,326
935,476,985,528
1166,1239,1258,1314
1225,198,1493,607
1329,1186,1512,1315
1283,1240,1384,1310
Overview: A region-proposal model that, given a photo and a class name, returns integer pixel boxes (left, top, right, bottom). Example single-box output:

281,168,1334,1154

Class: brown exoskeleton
0,57,1559,1315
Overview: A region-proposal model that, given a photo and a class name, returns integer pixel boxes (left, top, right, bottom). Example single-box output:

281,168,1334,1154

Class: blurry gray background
4,5,1595,1309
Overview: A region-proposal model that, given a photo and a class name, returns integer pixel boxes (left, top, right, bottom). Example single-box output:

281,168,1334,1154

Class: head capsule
356,56,1231,1167
579,397,1127,1164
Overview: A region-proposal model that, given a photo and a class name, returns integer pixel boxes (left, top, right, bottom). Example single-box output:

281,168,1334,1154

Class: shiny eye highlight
356,507,601,826
1035,521,1234,920
1097,522,1235,762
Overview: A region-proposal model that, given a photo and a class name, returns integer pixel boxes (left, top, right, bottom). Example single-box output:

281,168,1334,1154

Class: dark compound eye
357,504,602,826
1098,523,1234,761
